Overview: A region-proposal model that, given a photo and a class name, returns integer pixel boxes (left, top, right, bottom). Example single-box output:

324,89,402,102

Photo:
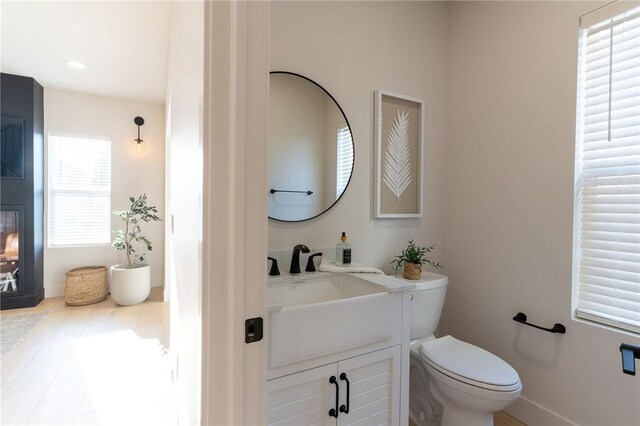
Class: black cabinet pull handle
339,372,350,414
329,376,339,418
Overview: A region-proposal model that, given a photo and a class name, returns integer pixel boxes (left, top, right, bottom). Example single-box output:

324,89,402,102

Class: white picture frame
374,90,424,218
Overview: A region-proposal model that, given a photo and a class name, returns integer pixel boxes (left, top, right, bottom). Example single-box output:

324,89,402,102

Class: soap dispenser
335,232,352,266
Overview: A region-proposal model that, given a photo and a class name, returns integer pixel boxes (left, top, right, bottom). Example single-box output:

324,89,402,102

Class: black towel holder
270,189,313,195
513,312,566,334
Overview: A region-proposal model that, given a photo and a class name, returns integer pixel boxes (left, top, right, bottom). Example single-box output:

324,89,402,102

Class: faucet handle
267,257,280,276
305,253,323,272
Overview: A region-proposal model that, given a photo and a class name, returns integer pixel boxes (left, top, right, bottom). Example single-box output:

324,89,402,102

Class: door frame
201,1,270,424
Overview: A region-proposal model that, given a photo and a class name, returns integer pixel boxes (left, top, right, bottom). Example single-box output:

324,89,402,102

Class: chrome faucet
290,244,310,274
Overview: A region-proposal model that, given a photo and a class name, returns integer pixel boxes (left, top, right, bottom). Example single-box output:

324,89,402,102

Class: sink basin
268,274,394,368
268,274,386,310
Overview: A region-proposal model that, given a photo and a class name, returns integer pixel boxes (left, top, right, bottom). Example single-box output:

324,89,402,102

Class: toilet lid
421,335,520,388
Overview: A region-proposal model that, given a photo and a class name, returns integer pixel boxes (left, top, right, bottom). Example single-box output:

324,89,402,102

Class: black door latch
245,317,263,343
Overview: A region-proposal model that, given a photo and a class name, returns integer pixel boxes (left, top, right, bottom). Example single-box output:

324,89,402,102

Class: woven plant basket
65,266,108,306
403,262,422,280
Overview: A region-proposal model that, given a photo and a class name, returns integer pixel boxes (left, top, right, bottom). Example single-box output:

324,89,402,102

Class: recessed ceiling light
66,60,86,70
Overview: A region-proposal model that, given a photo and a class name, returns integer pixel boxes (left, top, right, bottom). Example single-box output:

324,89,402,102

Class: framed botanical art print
374,90,424,218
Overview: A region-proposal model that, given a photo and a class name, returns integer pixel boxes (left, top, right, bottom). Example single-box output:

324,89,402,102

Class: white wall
442,2,640,425
43,88,165,297
270,1,447,271
165,1,203,425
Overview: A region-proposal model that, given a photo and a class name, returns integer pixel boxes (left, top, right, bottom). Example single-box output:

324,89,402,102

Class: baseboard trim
506,396,576,426
44,285,65,298
44,282,163,299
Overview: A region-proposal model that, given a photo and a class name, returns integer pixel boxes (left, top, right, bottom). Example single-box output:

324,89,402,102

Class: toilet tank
409,272,448,341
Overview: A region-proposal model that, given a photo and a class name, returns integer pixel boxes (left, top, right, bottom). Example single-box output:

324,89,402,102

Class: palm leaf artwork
383,109,412,203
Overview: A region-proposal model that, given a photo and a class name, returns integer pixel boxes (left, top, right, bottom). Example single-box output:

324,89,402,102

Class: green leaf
390,240,442,270
112,194,161,266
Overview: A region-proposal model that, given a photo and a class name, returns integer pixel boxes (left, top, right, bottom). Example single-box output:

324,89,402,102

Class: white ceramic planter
110,263,151,306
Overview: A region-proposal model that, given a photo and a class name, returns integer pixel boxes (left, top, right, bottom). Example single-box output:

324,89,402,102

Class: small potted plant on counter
110,194,161,305
391,240,441,280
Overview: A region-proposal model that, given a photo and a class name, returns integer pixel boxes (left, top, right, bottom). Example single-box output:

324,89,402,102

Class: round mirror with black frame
269,71,355,222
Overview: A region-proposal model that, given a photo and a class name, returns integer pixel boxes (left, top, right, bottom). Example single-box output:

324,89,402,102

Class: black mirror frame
268,71,355,223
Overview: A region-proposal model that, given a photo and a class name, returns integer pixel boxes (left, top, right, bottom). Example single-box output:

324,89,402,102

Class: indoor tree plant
110,194,161,305
391,240,441,280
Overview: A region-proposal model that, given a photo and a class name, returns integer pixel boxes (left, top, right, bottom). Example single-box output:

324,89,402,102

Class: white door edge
201,1,270,425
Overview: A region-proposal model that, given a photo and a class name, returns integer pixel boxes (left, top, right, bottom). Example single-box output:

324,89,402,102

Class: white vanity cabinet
267,346,401,426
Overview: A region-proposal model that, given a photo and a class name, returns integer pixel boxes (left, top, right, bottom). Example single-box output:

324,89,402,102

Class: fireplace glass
0,116,25,178
0,211,20,293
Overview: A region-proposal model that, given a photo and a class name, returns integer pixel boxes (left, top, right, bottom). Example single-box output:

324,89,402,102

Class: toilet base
431,380,496,426
440,406,494,426
427,362,521,426
409,353,441,426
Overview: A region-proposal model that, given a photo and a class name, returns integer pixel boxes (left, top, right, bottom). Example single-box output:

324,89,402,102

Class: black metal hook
513,312,566,334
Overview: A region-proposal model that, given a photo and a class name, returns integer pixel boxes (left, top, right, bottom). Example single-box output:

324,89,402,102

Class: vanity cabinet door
267,363,338,426
336,346,402,426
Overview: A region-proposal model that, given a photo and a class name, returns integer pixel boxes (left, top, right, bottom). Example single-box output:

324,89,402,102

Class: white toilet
409,273,522,426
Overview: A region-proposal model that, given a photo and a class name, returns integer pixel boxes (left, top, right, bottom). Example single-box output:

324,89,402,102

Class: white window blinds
48,135,111,247
574,5,640,334
336,125,354,197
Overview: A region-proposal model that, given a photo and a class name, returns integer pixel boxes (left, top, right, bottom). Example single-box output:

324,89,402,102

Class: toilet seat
421,336,521,392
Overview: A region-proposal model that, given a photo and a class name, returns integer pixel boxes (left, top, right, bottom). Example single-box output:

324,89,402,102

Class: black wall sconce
132,116,145,152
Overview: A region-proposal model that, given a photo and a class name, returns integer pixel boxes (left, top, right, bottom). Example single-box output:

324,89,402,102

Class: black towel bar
270,189,313,195
513,312,566,334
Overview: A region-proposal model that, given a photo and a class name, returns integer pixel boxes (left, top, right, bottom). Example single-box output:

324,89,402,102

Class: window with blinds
574,5,640,334
336,125,354,198
48,135,111,247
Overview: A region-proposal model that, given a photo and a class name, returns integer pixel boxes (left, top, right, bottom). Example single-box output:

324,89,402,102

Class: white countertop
267,270,448,312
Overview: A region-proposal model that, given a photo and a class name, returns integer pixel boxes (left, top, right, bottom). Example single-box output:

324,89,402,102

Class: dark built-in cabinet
0,73,44,310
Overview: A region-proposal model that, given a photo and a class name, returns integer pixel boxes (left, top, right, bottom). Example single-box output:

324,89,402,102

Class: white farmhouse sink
268,274,394,368
268,274,386,309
